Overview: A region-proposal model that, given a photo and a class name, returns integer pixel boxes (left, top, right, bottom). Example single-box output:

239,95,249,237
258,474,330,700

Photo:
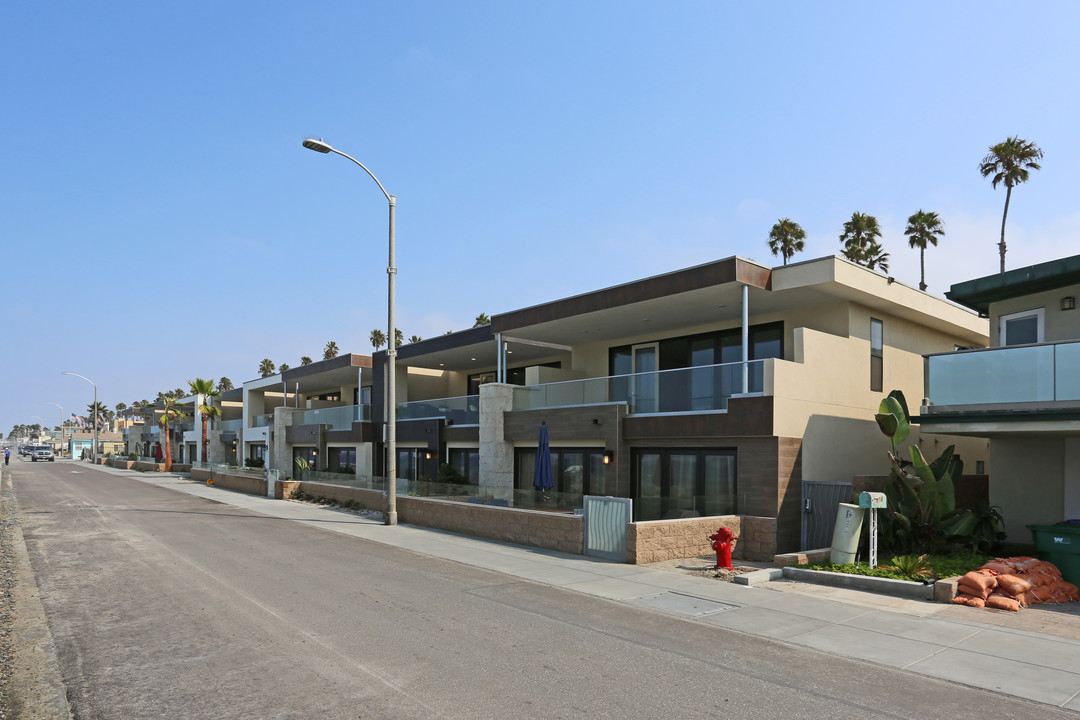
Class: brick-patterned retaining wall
190,468,268,496
627,515,777,564
283,481,584,555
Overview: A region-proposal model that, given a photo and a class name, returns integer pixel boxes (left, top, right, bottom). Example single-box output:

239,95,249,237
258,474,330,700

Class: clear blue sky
3,1,1079,434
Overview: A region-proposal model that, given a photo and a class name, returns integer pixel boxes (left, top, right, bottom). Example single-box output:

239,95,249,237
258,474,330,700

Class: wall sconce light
1062,296,1076,311
603,451,614,465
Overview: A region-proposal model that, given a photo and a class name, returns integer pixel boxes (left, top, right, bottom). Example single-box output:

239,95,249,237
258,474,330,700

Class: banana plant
876,390,975,553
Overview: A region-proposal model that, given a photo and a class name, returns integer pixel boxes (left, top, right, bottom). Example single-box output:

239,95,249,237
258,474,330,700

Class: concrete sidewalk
104,464,1080,710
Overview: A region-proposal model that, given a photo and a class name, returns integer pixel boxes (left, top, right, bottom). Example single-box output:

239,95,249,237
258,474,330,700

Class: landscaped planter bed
782,566,935,600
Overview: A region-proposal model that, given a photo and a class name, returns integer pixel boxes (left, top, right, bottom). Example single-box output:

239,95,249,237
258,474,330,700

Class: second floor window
999,308,1044,346
870,318,883,392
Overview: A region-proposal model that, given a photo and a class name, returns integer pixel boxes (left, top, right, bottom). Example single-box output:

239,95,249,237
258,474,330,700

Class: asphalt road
10,460,1072,719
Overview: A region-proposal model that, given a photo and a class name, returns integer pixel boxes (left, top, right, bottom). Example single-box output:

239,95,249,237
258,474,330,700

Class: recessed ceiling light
470,357,476,361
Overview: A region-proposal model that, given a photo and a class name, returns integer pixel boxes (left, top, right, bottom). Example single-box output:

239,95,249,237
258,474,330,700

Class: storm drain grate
634,592,736,617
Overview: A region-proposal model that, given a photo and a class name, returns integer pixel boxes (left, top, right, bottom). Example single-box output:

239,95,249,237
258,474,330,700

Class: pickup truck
31,447,55,462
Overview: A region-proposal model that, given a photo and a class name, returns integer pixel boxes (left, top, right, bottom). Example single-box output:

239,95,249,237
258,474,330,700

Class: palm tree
300,356,313,366
157,398,184,472
409,335,422,343
87,402,109,427
323,341,340,360
839,212,888,271
258,359,276,378
188,378,221,463
115,402,127,413
979,136,1044,273
474,313,491,328
394,329,404,347
904,210,945,291
279,363,291,372
767,218,806,265
216,377,234,392
370,329,386,351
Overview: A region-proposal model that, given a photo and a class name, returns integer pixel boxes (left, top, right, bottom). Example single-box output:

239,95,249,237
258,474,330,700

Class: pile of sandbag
953,557,1080,612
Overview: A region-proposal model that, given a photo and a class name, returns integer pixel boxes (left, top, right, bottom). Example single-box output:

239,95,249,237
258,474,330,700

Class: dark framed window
398,448,438,482
633,448,737,521
292,446,318,471
328,446,356,474
870,318,883,392
448,449,479,483
513,447,611,500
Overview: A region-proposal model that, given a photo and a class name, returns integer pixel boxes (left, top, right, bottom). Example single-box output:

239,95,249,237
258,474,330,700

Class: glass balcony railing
926,340,1080,408
252,414,274,427
396,396,479,425
512,360,766,413
219,419,243,432
293,405,366,430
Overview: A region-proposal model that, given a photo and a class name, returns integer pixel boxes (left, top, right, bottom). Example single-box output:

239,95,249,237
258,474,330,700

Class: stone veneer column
206,427,224,464
271,406,296,476
479,383,515,501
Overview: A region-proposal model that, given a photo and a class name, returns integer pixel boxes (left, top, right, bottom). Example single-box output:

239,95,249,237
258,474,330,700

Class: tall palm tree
323,341,340,360
279,363,290,372
474,313,491,327
188,378,220,463
979,136,1043,273
839,212,888,272
767,218,807,266
904,210,945,291
394,329,404,348
157,398,184,472
258,359,276,378
300,356,313,366
216,377,234,392
409,335,423,343
370,329,386,351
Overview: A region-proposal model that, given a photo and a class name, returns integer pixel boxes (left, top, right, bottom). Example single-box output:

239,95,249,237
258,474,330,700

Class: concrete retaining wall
626,515,777,564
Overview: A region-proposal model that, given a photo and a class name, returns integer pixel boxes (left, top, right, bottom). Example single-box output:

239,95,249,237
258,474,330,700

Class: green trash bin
1028,523,1080,586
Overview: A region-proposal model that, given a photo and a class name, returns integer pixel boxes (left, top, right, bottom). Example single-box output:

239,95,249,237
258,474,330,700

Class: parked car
18,445,32,456
31,447,55,462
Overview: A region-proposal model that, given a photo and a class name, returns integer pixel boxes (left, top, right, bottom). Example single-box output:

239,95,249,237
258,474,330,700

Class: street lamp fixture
302,137,398,526
61,372,98,463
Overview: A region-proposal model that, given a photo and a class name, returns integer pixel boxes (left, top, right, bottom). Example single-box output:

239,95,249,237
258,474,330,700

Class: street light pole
61,372,98,463
302,138,398,526
45,402,64,455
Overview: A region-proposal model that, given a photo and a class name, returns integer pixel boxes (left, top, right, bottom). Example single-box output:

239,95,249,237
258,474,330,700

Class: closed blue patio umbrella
533,423,554,491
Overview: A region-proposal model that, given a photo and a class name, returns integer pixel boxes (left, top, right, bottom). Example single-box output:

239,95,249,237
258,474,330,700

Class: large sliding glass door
633,448,737,521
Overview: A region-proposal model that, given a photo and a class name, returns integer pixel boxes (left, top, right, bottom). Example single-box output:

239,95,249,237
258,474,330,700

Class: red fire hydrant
708,527,738,570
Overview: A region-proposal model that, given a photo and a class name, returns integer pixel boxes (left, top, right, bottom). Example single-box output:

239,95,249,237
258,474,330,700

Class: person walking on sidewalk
4,448,9,465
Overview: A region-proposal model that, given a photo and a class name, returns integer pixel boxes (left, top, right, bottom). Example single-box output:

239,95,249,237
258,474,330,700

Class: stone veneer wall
627,515,777,564
280,481,584,555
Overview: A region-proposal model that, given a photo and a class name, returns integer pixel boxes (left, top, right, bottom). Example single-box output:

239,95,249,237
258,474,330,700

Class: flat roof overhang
390,255,985,373
917,409,1080,438
946,253,1080,313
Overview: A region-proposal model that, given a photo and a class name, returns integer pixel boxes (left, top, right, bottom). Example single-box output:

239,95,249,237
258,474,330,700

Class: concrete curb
4,471,74,719
782,566,935,600
733,568,784,586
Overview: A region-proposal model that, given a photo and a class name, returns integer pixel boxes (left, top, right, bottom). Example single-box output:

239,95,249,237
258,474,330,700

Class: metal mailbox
858,491,887,509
